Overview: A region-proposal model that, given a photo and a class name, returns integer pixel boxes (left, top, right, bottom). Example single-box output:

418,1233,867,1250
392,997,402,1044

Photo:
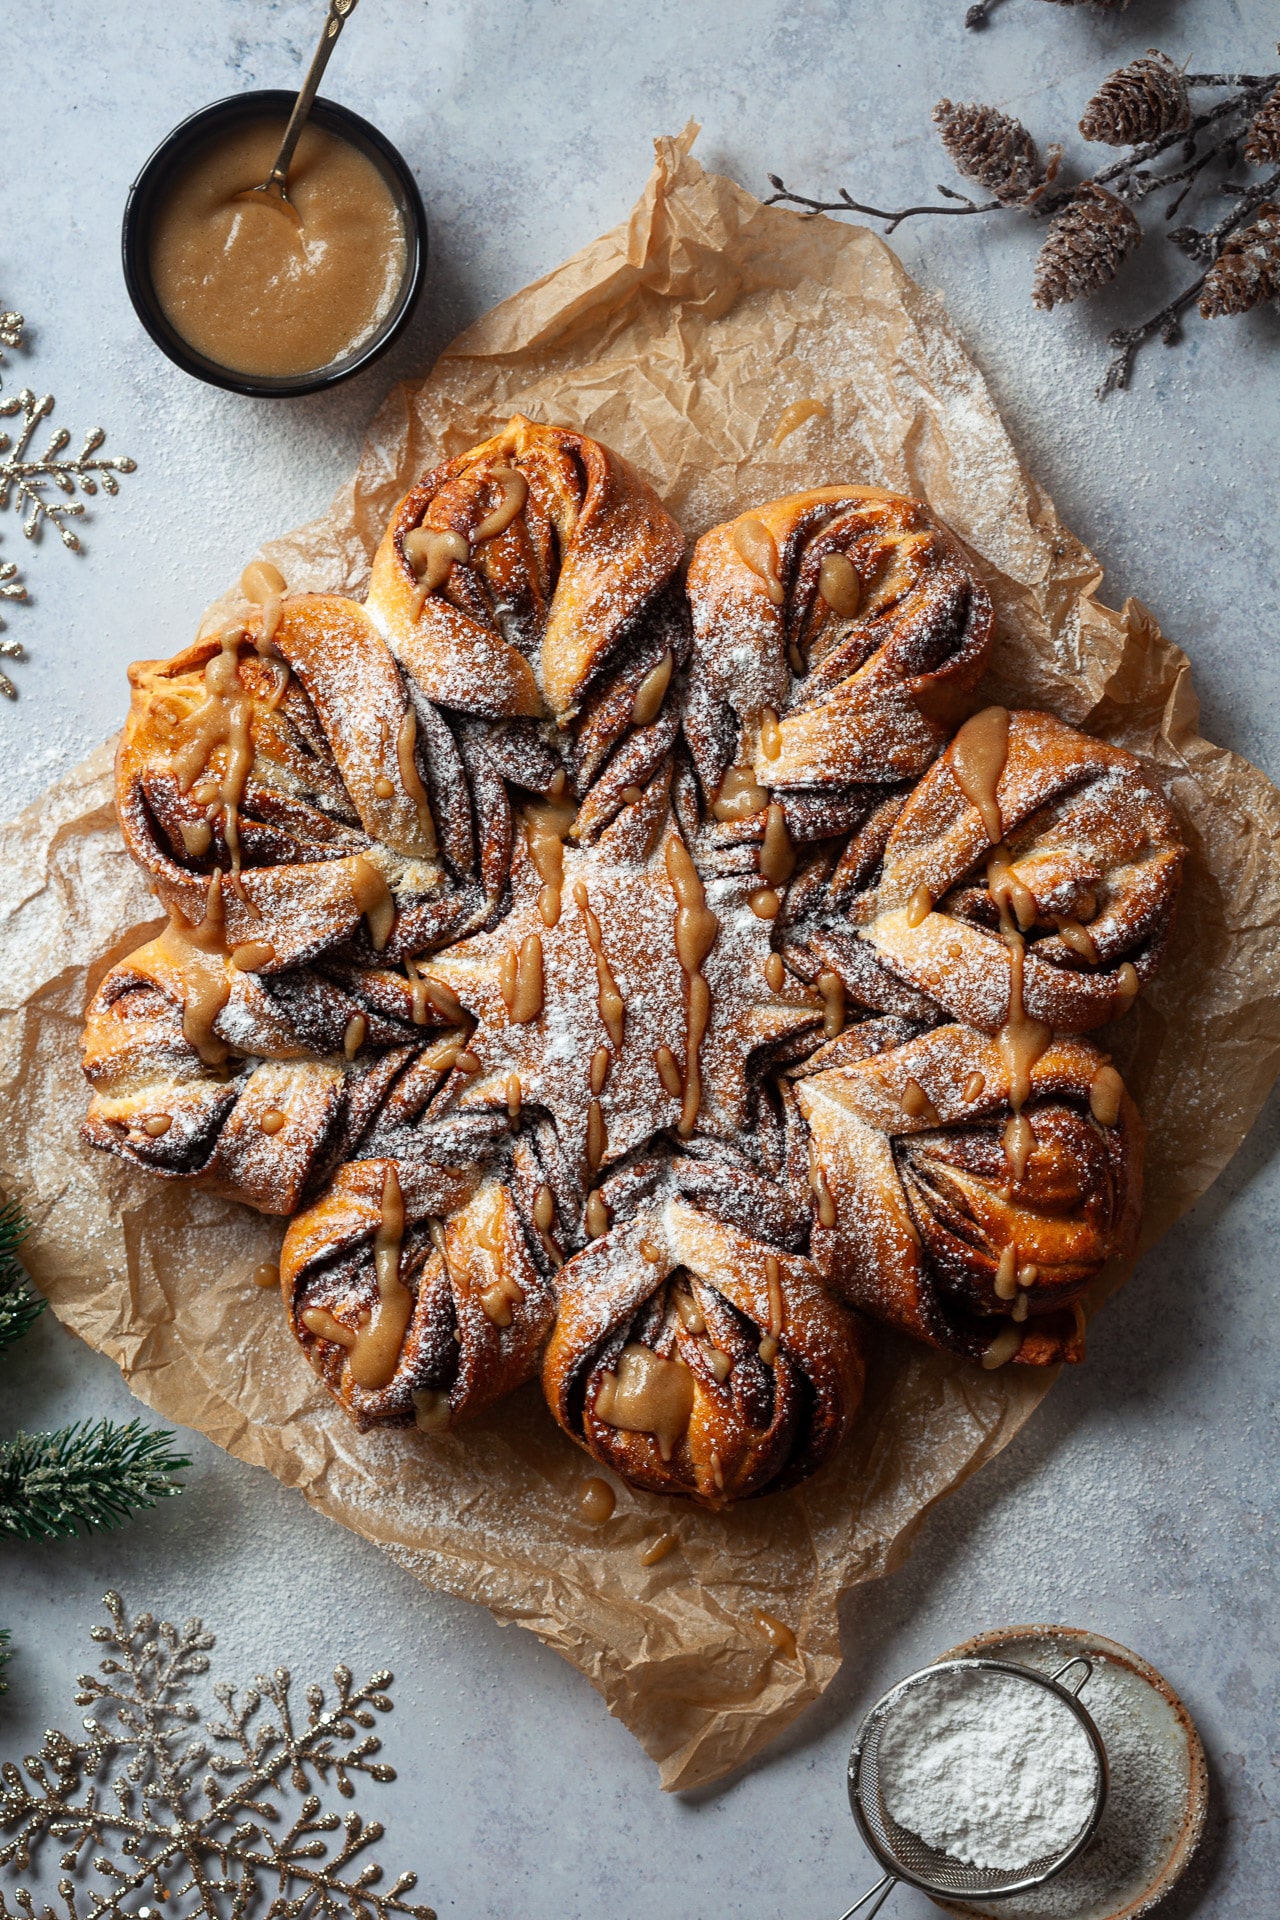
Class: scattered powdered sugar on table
878,1667,1097,1872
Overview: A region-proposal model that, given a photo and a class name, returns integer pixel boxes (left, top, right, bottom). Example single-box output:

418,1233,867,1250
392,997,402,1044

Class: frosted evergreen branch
0,389,136,549
0,1198,42,1352
0,1421,188,1541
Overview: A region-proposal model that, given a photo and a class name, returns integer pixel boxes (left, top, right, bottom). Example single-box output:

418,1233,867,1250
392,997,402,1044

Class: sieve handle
1051,1655,1093,1697
837,1874,897,1919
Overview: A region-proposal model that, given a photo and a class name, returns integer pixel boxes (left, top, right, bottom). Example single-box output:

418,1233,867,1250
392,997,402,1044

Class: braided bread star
543,1197,865,1506
795,1021,1142,1366
789,704,1185,1035
683,487,993,844
81,451,1182,1503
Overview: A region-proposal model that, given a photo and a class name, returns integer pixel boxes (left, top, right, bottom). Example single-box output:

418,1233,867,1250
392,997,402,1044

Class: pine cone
1032,183,1142,310
1080,51,1191,146
933,99,1046,205
1199,204,1280,316
1243,83,1280,166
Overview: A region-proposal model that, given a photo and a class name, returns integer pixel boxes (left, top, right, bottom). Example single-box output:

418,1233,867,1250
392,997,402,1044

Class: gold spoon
235,0,360,227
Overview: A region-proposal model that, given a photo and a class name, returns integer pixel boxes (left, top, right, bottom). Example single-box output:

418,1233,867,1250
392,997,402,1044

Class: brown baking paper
4,129,1280,1791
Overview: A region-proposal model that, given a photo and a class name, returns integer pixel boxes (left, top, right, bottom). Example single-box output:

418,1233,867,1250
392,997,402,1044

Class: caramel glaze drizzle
471,467,529,545
300,1305,355,1351
299,1168,413,1384
771,396,827,448
595,1346,694,1462
475,1189,526,1327
733,514,785,605
155,871,232,1066
573,882,625,1047
395,706,437,855
404,954,464,1028
817,970,845,1039
817,550,860,618
1059,919,1100,964
759,1253,785,1366
586,1098,608,1178
901,1079,941,1126
579,1477,616,1524
632,651,673,728
981,1326,1024,1370
170,624,257,894
585,1190,610,1238
349,854,396,952
712,764,769,823
240,563,288,694
989,850,1052,1182
665,836,719,1139
810,1153,838,1228
639,1531,679,1566
950,710,1052,1187
505,1073,522,1123
750,799,794,917
753,1609,799,1662
759,707,783,761
525,802,576,927
499,937,543,1024
950,705,1010,843
346,1165,415,1389
1090,1064,1124,1127
403,527,469,613
654,1045,683,1100
590,1046,610,1096
963,1069,986,1103
906,883,932,929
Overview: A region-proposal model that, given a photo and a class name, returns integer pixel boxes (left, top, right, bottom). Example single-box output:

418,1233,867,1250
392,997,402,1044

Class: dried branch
1101,166,1280,394
764,174,1004,235
766,53,1280,396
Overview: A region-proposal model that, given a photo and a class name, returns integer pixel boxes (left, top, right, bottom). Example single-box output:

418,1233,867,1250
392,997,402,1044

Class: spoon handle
265,0,360,195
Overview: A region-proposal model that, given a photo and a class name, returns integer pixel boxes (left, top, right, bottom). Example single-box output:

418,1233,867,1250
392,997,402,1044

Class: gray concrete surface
1,2,1276,1916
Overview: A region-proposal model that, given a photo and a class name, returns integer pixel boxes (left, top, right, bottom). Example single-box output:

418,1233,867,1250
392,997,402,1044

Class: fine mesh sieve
839,1655,1109,1918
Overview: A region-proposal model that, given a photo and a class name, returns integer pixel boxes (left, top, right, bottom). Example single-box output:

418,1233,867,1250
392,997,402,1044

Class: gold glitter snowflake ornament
0,295,135,699
0,1592,434,1920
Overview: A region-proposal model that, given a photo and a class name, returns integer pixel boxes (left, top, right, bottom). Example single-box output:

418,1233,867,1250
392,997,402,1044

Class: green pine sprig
0,1419,189,1541
0,1197,42,1354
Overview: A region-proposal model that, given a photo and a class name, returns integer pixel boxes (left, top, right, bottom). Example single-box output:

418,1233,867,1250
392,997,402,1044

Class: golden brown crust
797,1023,1143,1365
280,1163,555,1431
683,488,992,804
81,447,1183,1501
542,1199,866,1505
792,707,1185,1034
367,415,686,724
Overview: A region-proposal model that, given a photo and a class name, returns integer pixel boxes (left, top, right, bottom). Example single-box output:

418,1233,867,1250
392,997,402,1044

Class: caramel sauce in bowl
122,92,425,396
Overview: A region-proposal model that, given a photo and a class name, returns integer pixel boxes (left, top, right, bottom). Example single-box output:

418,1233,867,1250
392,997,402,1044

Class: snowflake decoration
0,296,136,699
0,1592,435,1920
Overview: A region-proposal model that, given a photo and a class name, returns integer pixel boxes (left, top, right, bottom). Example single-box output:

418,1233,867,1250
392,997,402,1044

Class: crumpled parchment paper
3,128,1279,1792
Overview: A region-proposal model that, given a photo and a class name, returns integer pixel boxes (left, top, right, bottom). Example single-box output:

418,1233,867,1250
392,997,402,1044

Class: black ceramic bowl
122,90,427,398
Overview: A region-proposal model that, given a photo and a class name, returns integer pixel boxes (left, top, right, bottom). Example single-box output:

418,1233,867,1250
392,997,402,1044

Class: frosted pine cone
1032,183,1141,310
1080,52,1191,147
933,100,1047,205
1243,83,1280,167
1199,205,1280,317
